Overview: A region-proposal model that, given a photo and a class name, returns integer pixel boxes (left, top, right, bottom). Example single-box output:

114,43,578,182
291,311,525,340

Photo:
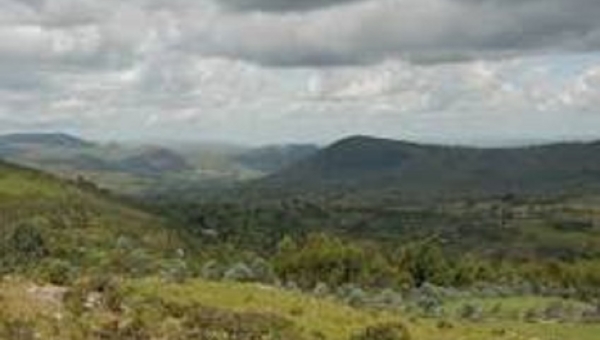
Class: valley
2,134,600,339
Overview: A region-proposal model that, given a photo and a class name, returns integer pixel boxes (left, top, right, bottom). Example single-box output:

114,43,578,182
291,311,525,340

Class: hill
0,159,185,277
264,135,600,198
114,146,193,176
0,133,198,195
0,133,320,196
0,133,94,150
235,144,319,173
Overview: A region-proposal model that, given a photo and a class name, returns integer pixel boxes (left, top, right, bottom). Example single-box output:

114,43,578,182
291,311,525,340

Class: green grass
125,278,600,340
126,278,391,340
0,165,70,199
3,277,600,340
444,296,591,319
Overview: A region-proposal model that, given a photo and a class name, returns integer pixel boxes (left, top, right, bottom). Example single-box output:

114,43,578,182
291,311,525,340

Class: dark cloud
218,0,364,12
188,0,600,67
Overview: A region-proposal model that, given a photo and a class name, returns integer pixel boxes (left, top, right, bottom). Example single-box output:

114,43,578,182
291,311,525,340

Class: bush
371,289,404,310
0,319,36,340
436,320,454,330
337,284,367,307
161,259,189,284
223,262,255,282
37,259,75,286
201,260,223,280
248,257,277,284
412,291,442,317
93,315,150,340
543,301,567,320
64,275,124,315
313,282,330,297
350,322,411,340
180,305,304,340
523,308,539,323
459,303,483,321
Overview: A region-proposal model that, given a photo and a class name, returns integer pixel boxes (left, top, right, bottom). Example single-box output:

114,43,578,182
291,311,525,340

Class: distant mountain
236,144,319,173
0,133,196,194
0,133,321,196
116,147,193,176
263,135,600,197
0,133,94,149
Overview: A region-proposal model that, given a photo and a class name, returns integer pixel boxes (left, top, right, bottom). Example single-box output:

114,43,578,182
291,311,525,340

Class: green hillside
0,160,184,278
264,135,600,198
3,148,600,340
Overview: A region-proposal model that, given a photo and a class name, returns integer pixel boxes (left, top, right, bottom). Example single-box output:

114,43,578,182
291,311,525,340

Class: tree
398,240,449,287
1,222,48,269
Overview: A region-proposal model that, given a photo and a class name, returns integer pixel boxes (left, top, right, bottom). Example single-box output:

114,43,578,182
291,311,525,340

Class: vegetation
262,135,600,199
4,132,600,339
0,160,186,279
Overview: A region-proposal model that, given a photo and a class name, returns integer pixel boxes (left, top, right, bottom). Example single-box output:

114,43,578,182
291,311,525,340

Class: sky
1,0,600,145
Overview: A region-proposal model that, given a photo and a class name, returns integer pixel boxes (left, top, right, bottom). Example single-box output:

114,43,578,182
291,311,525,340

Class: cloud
182,0,600,67
0,0,600,144
218,0,365,12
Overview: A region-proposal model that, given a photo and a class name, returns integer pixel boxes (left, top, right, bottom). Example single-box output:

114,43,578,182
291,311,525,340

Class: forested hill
263,135,600,197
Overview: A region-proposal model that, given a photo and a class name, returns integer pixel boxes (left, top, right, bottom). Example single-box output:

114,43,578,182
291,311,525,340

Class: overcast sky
1,0,600,145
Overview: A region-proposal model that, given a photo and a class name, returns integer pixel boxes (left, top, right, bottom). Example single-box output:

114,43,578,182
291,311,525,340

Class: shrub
350,322,411,340
313,282,330,297
371,289,403,310
0,319,36,340
581,306,600,323
459,303,483,321
201,260,223,280
523,308,539,323
64,275,124,315
224,262,255,282
490,303,503,316
337,284,367,307
436,320,454,330
161,259,189,284
249,257,277,284
36,259,75,286
414,295,442,317
93,316,150,340
180,305,303,340
285,281,300,292
543,301,566,321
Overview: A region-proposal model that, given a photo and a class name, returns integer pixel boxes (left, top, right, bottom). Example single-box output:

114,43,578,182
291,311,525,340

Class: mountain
263,135,600,198
0,159,185,273
0,133,322,196
115,146,193,176
0,133,200,194
0,133,96,161
0,133,94,149
235,144,319,173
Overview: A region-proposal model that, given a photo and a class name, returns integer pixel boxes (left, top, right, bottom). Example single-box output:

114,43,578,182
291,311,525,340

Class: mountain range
0,133,319,195
263,135,600,198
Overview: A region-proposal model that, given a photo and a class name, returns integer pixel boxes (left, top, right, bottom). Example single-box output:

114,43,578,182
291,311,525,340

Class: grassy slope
2,278,600,340
0,161,182,270
127,279,600,340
